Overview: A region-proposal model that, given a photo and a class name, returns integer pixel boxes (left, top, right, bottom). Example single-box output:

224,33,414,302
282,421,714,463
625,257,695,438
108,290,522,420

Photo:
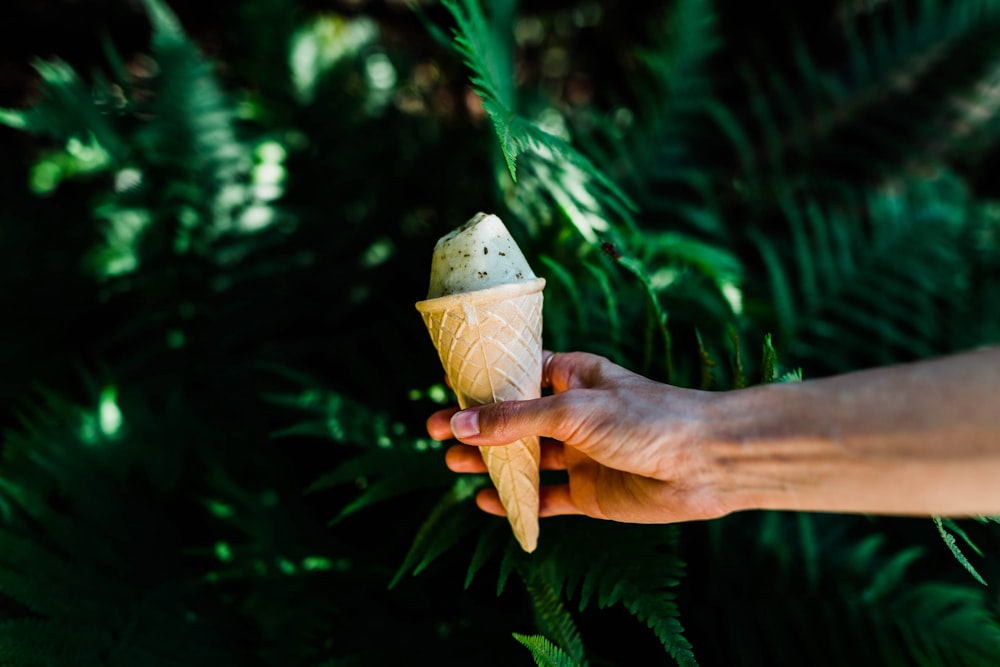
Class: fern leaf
777,368,803,383
933,516,988,586
267,384,426,452
742,0,1000,193
760,333,778,384
541,522,697,667
637,0,719,105
389,478,486,588
620,0,727,211
464,520,508,589
0,58,125,161
440,0,519,178
751,230,798,336
694,329,716,391
307,449,456,524
863,545,926,602
540,254,588,349
615,253,673,380
496,539,520,596
0,387,230,666
442,0,634,246
727,326,747,389
136,0,250,225
883,581,1000,665
521,568,588,666
583,259,624,363
752,173,975,373
512,633,584,667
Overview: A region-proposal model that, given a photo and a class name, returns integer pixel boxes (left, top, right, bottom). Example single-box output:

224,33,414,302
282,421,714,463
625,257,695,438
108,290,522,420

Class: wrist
702,381,843,514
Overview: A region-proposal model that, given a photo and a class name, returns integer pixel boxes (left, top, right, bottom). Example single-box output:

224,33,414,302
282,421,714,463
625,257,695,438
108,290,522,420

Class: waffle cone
415,278,545,552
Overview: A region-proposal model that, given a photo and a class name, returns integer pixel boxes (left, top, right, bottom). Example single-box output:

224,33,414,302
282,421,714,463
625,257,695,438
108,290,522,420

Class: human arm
426,347,1000,523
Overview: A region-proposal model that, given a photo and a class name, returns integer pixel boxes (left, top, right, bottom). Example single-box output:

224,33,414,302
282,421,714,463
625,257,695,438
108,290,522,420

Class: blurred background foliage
1,0,1000,665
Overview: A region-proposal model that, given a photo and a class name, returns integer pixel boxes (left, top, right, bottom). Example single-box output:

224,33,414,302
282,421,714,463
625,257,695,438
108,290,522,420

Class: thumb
449,395,575,446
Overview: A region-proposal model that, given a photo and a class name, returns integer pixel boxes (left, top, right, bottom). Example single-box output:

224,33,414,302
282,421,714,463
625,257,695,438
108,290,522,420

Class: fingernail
450,409,480,439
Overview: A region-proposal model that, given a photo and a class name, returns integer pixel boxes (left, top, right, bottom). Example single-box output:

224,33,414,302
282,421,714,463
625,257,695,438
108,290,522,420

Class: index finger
427,406,460,441
544,351,623,393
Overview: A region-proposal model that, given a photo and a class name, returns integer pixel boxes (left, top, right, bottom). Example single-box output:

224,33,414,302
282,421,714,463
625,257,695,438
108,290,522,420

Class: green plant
2,0,999,665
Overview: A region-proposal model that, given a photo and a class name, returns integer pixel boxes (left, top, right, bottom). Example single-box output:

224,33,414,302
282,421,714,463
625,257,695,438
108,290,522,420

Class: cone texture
415,278,545,552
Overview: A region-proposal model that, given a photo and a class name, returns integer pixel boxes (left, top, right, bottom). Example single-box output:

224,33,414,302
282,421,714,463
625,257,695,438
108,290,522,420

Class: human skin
425,347,1000,523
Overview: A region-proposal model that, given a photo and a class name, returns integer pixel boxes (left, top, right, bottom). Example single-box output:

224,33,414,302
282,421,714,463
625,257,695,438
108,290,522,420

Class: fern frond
389,477,487,589
269,374,461,524
607,0,724,226
442,0,635,245
464,520,508,589
760,333,778,383
740,0,1000,193
777,368,804,383
863,542,926,602
855,533,1000,666
694,329,716,391
934,516,988,586
309,449,456,524
751,172,975,372
582,259,625,363
440,0,518,177
0,58,126,161
539,522,697,667
0,389,229,666
613,252,673,380
512,633,584,667
267,381,432,452
879,581,1000,665
705,514,1000,665
539,254,588,350
521,568,588,666
137,0,250,206
727,326,747,389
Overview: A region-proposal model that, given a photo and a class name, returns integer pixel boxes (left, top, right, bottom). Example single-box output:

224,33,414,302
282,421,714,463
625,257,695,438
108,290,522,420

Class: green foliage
2,0,1000,665
0,388,233,666
548,523,695,666
934,516,988,586
389,479,487,588
520,569,587,665
441,0,635,246
692,514,1000,665
513,633,583,667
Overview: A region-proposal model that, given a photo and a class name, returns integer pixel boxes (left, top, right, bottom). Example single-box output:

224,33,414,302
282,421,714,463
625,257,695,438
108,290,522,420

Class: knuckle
483,401,521,440
548,391,596,441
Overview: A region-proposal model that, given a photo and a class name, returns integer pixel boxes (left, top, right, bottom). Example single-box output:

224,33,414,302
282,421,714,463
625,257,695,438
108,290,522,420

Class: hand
429,346,1000,521
426,351,739,523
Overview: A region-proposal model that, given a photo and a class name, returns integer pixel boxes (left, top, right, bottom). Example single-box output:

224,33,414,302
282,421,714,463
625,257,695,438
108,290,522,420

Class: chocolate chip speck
498,251,506,256
483,247,489,255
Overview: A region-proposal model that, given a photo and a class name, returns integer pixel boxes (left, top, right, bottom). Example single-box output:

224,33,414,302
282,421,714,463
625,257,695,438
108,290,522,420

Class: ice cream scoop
416,212,544,552
426,212,537,298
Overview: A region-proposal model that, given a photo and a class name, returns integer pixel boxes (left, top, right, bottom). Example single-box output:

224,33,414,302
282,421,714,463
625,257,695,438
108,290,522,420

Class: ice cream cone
415,278,545,552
